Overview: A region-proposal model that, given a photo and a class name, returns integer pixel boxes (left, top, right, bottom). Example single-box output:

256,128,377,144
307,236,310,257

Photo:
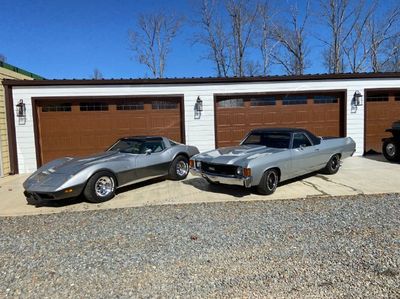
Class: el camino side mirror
145,148,152,155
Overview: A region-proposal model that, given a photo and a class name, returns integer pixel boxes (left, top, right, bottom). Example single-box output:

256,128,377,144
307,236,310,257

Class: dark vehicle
23,136,199,203
382,121,400,162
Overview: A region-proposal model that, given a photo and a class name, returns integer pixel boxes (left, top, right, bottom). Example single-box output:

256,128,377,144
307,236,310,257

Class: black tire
168,155,189,180
84,171,116,203
257,169,279,195
382,138,400,162
322,154,341,174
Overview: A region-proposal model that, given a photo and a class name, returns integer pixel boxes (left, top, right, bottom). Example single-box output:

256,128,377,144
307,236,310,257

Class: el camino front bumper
190,168,252,188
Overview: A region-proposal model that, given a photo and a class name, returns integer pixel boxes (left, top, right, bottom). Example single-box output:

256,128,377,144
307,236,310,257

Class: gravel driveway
1,194,399,298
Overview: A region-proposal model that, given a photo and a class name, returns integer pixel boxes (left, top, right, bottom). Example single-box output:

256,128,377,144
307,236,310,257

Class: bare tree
382,35,400,72
226,0,260,76
194,0,231,77
318,0,361,73
367,5,400,72
129,12,182,78
342,1,376,73
0,54,6,63
271,2,310,75
195,0,263,77
257,1,275,75
92,68,103,79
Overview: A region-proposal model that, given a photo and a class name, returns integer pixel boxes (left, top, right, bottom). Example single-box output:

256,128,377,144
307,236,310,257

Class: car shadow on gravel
183,178,252,197
184,172,320,197
26,195,86,208
26,177,167,208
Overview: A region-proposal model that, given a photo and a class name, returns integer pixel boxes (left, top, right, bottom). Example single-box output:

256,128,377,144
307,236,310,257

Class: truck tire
382,138,400,162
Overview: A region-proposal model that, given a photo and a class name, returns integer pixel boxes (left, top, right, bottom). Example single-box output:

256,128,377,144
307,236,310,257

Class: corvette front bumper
190,168,252,188
23,184,85,201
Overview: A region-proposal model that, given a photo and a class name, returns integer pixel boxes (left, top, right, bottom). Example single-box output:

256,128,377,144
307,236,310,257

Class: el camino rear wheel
382,139,400,162
323,154,341,174
168,155,189,180
257,169,279,195
84,171,116,203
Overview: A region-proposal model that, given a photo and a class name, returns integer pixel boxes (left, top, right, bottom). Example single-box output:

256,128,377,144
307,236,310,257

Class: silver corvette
24,136,199,203
190,128,356,195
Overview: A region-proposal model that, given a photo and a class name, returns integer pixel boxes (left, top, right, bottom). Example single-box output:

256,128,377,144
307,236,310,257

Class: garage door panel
216,94,344,147
37,98,183,164
365,92,400,153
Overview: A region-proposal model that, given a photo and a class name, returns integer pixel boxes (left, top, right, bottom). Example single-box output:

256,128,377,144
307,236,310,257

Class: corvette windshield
241,132,291,148
108,138,165,154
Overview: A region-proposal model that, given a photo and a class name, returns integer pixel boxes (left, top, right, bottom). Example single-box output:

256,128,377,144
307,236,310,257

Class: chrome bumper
190,168,252,188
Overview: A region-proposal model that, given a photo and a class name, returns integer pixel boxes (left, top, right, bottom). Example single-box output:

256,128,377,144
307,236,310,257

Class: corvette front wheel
84,171,116,203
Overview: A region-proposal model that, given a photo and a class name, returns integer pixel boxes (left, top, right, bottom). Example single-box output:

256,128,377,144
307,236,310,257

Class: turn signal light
189,160,195,168
243,168,252,177
64,188,73,193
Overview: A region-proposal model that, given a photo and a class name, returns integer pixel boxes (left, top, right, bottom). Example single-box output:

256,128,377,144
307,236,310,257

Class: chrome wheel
386,143,396,157
176,160,189,177
266,171,278,191
95,176,114,197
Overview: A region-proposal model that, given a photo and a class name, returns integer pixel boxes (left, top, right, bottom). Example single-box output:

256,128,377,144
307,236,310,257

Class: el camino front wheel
84,171,116,203
257,169,279,195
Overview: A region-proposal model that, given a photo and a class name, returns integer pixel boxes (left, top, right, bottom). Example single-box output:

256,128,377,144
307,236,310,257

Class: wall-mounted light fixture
195,96,203,112
353,90,363,107
16,99,26,118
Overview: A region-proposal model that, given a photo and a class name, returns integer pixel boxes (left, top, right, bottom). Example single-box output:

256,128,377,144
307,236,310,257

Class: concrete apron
0,156,399,217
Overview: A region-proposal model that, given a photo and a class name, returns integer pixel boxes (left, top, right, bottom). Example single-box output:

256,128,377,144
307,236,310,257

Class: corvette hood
24,151,122,189
195,145,285,165
43,151,121,174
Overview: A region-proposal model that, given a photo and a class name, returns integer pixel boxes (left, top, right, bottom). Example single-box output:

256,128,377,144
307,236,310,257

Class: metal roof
2,72,400,86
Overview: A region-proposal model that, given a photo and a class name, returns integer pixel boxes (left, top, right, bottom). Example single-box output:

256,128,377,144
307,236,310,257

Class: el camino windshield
108,138,165,154
242,132,291,148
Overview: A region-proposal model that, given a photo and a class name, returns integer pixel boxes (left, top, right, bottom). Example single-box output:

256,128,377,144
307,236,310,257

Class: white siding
12,78,400,173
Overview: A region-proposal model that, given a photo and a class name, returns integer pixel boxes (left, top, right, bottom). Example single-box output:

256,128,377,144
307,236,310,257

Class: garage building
2,72,400,174
0,61,43,177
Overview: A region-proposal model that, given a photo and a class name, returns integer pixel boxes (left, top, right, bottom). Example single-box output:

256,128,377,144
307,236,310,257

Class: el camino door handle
315,148,320,151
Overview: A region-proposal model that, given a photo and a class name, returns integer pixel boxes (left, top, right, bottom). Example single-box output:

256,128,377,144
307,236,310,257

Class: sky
0,0,394,79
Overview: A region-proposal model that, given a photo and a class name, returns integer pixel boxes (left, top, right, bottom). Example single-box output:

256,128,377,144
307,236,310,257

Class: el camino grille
201,162,237,176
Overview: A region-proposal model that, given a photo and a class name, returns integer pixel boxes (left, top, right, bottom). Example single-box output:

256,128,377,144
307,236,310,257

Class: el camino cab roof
249,128,320,145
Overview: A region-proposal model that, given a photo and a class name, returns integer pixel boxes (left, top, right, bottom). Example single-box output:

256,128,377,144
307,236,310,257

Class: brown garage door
365,91,400,153
36,98,183,164
216,92,344,147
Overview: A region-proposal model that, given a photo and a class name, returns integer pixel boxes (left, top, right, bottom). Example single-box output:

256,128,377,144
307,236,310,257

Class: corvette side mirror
145,148,152,155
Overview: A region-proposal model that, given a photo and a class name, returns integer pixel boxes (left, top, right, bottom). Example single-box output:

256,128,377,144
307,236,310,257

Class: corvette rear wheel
257,169,279,195
168,155,189,180
84,171,116,203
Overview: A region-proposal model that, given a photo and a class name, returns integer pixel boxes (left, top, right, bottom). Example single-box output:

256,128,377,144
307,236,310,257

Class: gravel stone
0,194,399,298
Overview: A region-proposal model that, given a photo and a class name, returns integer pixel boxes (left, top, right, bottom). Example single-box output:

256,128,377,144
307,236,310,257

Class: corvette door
135,140,171,180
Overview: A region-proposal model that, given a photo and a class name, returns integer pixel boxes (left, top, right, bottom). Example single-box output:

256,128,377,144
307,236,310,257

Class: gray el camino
24,136,199,203
190,128,356,195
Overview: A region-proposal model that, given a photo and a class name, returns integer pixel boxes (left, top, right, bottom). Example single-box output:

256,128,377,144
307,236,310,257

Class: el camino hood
196,145,285,165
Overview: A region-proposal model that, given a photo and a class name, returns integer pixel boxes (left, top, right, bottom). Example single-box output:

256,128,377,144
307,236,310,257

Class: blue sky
0,0,393,79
